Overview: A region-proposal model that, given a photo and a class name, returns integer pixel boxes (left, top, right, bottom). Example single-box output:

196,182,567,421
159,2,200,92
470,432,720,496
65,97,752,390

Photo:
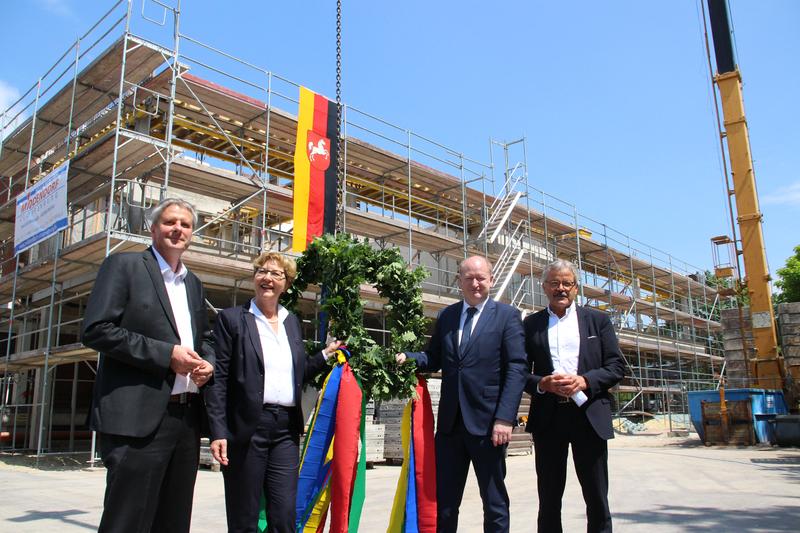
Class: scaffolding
0,0,725,453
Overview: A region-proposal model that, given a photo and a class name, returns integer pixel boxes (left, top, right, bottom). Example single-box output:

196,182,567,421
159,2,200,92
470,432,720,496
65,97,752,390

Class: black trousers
98,401,201,533
435,414,510,533
222,404,300,533
534,402,612,533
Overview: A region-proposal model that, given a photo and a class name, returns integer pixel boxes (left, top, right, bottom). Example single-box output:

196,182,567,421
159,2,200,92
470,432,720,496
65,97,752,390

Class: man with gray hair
523,259,625,533
82,197,214,533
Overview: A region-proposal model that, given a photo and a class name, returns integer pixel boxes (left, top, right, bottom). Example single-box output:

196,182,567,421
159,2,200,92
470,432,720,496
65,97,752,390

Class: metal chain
335,0,344,234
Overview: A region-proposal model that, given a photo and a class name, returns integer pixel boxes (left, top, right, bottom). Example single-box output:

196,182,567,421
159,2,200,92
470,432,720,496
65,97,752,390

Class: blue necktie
459,306,478,355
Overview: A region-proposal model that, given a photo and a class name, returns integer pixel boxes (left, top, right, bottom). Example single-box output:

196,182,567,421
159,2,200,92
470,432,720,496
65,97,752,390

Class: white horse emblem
308,139,329,162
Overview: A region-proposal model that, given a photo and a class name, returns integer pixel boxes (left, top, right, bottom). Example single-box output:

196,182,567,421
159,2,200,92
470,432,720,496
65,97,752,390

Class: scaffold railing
0,0,728,452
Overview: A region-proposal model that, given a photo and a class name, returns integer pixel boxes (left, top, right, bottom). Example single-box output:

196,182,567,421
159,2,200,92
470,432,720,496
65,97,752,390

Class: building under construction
0,1,726,454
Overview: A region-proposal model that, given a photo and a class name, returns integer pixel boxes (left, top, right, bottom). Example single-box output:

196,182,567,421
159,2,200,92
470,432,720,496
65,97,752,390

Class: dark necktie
459,306,478,355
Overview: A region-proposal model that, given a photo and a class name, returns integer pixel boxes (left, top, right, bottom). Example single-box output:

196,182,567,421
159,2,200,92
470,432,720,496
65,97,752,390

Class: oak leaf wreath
282,233,429,401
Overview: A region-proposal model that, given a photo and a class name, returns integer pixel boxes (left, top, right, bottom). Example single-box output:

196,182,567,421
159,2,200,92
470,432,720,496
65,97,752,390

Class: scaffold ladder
492,219,527,301
482,138,530,303
478,162,525,244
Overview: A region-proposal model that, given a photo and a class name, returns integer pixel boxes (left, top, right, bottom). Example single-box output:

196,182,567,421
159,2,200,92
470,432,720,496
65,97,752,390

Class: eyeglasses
255,268,286,280
546,280,576,289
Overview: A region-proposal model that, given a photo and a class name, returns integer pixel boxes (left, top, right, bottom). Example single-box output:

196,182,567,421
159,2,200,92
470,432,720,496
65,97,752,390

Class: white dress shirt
545,301,587,406
458,299,488,346
152,248,198,395
249,300,296,406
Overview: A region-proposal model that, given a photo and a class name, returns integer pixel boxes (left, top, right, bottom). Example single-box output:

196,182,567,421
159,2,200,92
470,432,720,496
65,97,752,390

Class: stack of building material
362,399,384,463
777,302,800,409
426,377,441,430
378,399,406,462
364,423,385,463
508,392,533,455
720,307,754,388
378,377,443,463
199,437,220,472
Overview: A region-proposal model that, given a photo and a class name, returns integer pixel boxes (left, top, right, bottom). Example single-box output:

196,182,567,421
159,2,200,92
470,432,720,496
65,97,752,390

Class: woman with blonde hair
205,251,340,533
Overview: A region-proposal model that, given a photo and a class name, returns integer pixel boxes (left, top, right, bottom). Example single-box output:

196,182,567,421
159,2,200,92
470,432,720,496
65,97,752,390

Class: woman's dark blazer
204,303,328,444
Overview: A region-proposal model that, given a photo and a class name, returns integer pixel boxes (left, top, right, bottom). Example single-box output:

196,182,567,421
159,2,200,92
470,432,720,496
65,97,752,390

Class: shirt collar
152,246,188,282
547,300,576,319
249,299,288,324
462,298,488,315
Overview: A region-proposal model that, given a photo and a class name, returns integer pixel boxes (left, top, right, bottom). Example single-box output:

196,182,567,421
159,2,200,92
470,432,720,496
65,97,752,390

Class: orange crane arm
707,0,783,389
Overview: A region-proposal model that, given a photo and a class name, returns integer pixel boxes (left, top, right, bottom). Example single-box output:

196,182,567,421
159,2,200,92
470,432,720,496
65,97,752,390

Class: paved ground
1,434,799,532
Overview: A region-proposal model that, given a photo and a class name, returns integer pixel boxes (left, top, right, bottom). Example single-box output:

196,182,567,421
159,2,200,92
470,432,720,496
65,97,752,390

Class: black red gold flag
292,86,339,251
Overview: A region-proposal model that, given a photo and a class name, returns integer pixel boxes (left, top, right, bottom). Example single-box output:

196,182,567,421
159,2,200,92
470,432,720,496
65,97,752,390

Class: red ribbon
413,376,437,532
329,363,362,532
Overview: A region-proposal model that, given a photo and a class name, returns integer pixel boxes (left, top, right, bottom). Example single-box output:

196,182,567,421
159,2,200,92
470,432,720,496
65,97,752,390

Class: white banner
14,161,69,255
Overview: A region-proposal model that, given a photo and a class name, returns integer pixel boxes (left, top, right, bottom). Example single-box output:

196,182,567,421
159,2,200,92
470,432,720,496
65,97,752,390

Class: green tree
775,245,800,303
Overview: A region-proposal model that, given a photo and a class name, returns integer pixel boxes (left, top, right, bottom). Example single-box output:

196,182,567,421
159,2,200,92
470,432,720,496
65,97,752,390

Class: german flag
292,86,339,252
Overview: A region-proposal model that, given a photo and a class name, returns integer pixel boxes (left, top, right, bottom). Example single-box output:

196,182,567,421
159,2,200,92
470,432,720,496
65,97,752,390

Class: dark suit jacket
81,248,215,438
523,305,626,440
204,303,328,444
408,299,527,436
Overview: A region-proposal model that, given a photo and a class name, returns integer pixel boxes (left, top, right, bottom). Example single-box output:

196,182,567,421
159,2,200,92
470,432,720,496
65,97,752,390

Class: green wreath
282,233,429,401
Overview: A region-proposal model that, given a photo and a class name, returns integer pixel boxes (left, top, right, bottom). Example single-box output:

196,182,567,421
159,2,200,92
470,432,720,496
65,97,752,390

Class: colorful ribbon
388,376,437,533
287,348,367,533
257,353,435,532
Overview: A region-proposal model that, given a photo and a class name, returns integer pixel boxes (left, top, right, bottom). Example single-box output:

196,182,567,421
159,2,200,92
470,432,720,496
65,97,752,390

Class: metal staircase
477,139,531,303
509,276,535,310
477,162,525,245
491,219,527,301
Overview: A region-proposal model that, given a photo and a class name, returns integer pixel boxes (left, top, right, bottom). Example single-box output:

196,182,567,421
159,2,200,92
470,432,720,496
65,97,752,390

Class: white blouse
249,300,295,406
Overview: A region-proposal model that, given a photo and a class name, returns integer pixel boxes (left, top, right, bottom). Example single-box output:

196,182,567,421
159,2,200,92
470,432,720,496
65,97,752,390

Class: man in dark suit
82,198,215,533
397,255,527,533
523,259,626,533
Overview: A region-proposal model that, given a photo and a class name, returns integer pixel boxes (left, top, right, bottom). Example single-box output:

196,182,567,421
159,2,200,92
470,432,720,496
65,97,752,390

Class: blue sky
1,1,798,281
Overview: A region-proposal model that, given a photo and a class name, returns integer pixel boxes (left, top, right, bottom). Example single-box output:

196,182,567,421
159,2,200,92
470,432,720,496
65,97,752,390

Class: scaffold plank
0,36,166,180
5,342,94,371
